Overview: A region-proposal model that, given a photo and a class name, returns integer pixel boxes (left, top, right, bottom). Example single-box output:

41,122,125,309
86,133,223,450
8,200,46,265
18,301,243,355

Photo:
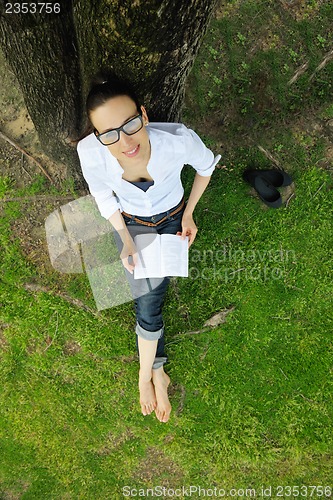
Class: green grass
1,0,333,497
185,0,333,145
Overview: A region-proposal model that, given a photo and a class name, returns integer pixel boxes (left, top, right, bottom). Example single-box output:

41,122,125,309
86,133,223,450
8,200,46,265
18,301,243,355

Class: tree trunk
0,0,218,182
0,2,83,181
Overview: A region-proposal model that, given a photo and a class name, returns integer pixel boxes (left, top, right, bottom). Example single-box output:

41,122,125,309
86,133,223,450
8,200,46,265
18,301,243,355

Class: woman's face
90,95,150,164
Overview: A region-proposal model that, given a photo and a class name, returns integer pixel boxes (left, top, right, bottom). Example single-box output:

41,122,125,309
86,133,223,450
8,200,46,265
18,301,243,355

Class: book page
133,233,161,279
160,234,188,277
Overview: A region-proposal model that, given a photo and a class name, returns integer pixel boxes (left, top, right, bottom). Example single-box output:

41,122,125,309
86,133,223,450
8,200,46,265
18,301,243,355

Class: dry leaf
203,306,235,327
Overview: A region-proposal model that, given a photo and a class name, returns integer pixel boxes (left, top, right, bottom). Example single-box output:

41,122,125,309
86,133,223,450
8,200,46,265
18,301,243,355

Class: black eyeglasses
94,113,143,146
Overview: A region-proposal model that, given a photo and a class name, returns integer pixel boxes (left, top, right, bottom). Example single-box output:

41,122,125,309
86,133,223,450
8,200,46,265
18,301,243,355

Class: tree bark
0,2,83,181
0,0,218,182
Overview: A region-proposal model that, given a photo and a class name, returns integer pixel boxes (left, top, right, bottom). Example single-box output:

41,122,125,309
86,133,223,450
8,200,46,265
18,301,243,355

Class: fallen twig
21,153,33,179
257,145,282,169
173,306,235,336
0,130,55,185
175,327,211,336
43,311,59,352
312,182,325,199
285,192,295,208
279,367,288,380
309,48,333,82
298,392,318,404
287,61,309,86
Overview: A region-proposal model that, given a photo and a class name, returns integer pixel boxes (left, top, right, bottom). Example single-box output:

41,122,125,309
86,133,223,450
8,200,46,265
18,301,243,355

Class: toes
161,410,170,423
148,402,156,414
141,401,157,416
139,381,157,416
141,407,148,416
140,403,148,415
155,407,171,423
155,409,163,422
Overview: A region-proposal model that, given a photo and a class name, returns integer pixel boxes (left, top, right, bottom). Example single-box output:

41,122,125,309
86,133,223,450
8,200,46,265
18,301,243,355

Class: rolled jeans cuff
135,321,164,341
135,322,167,370
152,357,167,370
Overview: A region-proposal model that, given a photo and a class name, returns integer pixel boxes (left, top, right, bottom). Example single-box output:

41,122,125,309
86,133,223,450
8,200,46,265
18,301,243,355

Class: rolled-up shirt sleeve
182,126,221,176
87,184,121,220
77,142,121,220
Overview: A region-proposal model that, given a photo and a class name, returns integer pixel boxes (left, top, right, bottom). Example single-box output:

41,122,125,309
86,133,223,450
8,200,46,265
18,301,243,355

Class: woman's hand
121,238,138,273
177,213,197,248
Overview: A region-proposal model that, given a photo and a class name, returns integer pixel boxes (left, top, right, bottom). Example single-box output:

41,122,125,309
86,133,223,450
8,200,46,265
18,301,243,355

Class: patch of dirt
0,140,33,189
5,108,34,140
63,340,82,356
0,324,10,352
290,114,333,172
212,99,333,179
96,428,136,456
0,48,70,188
0,49,43,183
279,0,326,21
0,482,30,500
132,446,185,486
215,0,242,19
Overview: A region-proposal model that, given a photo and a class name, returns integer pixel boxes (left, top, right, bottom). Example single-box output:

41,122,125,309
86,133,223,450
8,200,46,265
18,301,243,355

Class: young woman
77,73,220,423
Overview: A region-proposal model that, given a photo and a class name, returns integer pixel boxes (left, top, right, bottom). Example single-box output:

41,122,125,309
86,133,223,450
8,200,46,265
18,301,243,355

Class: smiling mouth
123,144,140,157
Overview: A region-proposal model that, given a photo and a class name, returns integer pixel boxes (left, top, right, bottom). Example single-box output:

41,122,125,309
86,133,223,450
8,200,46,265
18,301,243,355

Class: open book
133,233,188,279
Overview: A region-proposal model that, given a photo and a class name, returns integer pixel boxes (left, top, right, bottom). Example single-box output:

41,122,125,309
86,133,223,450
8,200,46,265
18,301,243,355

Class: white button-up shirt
77,122,221,219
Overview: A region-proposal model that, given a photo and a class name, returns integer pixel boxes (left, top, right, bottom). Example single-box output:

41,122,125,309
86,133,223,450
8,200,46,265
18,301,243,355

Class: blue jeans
115,200,185,370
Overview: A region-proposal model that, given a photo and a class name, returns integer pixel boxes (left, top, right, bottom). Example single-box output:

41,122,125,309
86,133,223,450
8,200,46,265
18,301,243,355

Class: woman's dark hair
76,70,142,142
86,70,142,119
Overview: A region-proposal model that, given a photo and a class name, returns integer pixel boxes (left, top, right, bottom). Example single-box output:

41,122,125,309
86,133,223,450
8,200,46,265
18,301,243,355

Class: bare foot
139,373,157,416
152,368,171,423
